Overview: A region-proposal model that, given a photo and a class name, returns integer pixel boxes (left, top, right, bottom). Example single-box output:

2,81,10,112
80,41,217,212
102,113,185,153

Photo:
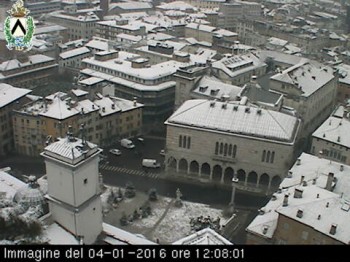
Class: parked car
109,149,121,156
120,138,135,149
142,159,161,168
137,137,144,143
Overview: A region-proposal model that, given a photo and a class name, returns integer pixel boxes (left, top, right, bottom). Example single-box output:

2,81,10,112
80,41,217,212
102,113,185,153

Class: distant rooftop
0,84,31,109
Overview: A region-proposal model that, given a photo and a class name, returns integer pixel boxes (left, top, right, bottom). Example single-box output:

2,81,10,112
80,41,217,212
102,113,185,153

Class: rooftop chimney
133,97,137,107
300,175,305,185
283,194,289,206
325,172,334,191
296,158,301,165
294,187,303,198
296,208,303,218
330,224,337,235
340,165,344,171
287,171,293,178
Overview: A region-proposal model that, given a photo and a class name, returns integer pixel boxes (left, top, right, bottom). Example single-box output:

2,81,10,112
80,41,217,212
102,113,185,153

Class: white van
142,159,161,168
120,138,135,149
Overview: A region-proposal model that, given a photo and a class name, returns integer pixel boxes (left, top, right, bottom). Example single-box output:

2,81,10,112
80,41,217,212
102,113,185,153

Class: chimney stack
283,194,289,206
294,187,303,198
340,165,344,171
296,158,301,165
296,208,303,218
325,172,334,191
330,224,337,235
300,175,305,185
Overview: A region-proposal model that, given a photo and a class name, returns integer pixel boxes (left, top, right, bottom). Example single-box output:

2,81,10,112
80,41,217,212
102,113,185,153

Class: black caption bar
0,245,346,262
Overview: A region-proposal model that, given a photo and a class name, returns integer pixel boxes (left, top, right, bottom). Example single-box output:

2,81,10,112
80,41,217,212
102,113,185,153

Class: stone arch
224,167,234,184
189,160,199,174
178,158,188,172
201,163,210,178
237,169,246,182
271,175,282,187
247,171,258,185
259,173,270,187
212,165,222,182
168,157,177,169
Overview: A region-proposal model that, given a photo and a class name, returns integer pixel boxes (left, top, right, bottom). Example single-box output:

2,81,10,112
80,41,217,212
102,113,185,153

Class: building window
228,144,232,156
223,144,228,156
179,135,182,147
262,150,266,162
215,142,219,155
187,137,191,149
219,143,223,154
183,135,187,148
301,231,309,241
266,151,270,163
271,151,275,163
232,145,237,158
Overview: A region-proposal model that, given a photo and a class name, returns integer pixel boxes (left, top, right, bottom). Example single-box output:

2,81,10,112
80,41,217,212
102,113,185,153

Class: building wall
246,231,273,245
0,63,58,89
310,137,350,165
165,124,297,193
184,27,213,43
273,214,344,245
0,96,29,156
48,15,97,41
49,194,103,244
337,81,350,103
59,53,92,73
270,75,337,136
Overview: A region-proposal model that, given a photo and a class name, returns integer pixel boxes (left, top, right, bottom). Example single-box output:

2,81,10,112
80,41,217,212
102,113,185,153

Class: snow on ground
101,186,228,244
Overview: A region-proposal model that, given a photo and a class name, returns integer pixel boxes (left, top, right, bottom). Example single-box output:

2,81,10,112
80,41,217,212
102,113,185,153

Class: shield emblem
10,17,27,37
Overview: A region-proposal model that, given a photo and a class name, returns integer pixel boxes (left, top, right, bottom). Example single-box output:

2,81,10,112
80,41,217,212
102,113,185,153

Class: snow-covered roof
173,228,232,245
42,137,100,165
0,84,31,109
157,1,197,11
79,76,104,86
81,68,176,92
312,116,350,149
192,76,242,100
109,1,152,11
82,51,185,81
59,47,91,60
116,33,142,42
71,89,89,97
256,50,304,68
166,99,300,144
214,29,238,37
0,169,26,200
268,37,288,47
147,32,175,41
212,53,266,78
280,153,350,198
336,64,350,85
39,96,79,120
103,223,156,244
85,38,110,51
0,55,55,72
94,96,143,117
45,223,80,245
270,60,334,97
246,183,350,244
50,11,99,22
186,23,216,33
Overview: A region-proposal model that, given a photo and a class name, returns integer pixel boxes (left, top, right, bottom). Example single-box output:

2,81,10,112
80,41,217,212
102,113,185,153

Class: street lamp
228,177,239,215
